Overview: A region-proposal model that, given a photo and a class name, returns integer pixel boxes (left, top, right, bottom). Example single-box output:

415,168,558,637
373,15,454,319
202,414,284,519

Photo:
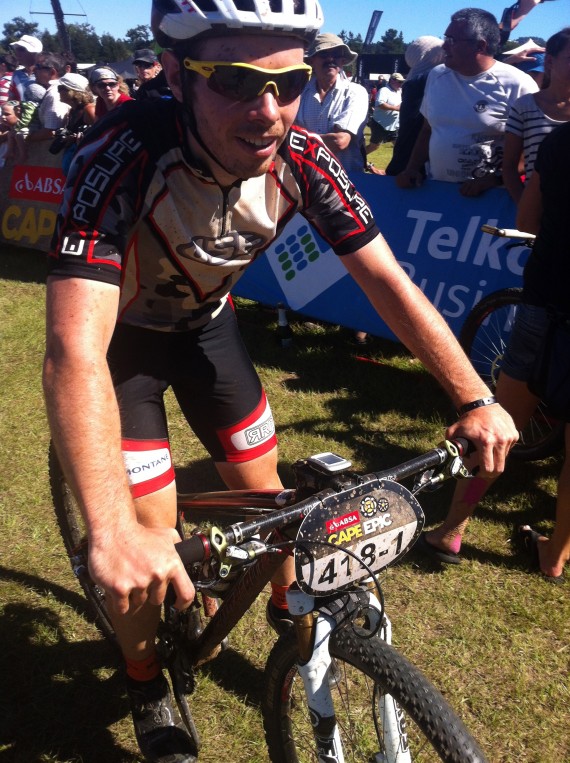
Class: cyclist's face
164,35,304,183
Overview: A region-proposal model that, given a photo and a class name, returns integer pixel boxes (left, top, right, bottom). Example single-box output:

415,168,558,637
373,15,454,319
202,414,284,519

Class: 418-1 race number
294,480,424,595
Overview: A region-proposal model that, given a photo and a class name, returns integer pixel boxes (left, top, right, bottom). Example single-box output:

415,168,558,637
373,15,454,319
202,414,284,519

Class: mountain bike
459,224,564,461
49,439,488,763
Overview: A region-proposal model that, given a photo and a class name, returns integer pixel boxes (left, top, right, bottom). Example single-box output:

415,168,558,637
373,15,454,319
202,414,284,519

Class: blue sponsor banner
233,176,528,340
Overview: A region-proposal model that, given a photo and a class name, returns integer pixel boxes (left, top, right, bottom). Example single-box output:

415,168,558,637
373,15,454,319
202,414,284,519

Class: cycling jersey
48,97,379,332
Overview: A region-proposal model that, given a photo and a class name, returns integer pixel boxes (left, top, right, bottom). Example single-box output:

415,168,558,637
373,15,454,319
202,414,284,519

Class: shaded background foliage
1,14,544,67
0,15,152,63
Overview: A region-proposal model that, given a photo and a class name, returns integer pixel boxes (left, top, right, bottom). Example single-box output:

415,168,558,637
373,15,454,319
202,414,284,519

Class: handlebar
175,439,472,568
176,532,212,567
480,224,535,241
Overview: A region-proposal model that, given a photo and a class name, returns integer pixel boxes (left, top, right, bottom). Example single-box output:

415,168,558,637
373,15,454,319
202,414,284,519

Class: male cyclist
43,2,517,761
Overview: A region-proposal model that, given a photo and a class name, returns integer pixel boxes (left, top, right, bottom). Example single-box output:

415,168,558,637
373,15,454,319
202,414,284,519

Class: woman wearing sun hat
53,72,96,173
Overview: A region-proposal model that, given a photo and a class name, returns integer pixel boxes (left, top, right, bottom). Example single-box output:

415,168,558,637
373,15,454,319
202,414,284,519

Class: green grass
365,134,396,172
1,244,569,762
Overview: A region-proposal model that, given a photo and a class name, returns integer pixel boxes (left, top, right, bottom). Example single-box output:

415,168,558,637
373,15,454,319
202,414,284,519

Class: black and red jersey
48,97,379,331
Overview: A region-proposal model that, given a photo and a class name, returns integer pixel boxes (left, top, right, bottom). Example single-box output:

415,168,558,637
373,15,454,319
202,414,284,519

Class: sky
2,0,567,46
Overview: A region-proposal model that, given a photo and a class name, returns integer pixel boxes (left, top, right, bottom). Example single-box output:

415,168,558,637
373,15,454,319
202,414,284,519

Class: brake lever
412,440,472,494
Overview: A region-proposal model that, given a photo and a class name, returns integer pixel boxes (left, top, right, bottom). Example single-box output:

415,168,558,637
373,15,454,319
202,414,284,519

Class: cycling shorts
501,303,549,382
107,303,277,498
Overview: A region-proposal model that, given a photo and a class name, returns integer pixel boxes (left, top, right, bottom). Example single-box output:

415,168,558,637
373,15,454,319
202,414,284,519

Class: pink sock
463,477,489,505
447,536,462,555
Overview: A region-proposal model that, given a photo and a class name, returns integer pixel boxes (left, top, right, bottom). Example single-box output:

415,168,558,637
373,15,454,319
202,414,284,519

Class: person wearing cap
132,48,172,100
511,50,545,86
54,72,95,173
366,72,405,155
44,3,517,759
8,34,43,101
89,66,133,120
25,53,71,144
57,72,95,126
296,32,370,174
397,8,538,197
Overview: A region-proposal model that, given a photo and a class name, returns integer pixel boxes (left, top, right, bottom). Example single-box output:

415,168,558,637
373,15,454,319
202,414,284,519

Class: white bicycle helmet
151,0,324,49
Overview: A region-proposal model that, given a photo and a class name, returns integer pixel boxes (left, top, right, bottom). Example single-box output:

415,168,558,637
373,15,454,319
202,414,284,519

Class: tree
99,34,132,63
40,30,61,53
377,29,405,55
1,16,39,49
125,25,152,49
66,23,101,62
338,30,364,56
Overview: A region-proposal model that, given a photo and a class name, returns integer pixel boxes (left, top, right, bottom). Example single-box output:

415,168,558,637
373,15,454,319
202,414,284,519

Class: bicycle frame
51,437,481,761
169,442,466,761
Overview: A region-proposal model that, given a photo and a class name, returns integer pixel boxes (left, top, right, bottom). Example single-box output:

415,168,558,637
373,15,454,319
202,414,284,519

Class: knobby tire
263,628,488,763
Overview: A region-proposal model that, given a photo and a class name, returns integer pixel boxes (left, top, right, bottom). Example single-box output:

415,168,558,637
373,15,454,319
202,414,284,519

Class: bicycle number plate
295,480,424,595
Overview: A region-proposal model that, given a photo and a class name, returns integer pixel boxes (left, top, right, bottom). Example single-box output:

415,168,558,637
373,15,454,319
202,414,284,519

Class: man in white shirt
296,33,369,175
397,8,537,196
367,72,404,154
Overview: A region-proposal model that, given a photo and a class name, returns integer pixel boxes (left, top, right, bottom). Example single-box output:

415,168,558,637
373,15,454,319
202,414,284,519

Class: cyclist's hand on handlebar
89,524,196,616
446,404,518,477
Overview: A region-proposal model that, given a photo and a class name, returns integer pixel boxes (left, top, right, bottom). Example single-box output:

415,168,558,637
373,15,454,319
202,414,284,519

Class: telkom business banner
233,175,526,340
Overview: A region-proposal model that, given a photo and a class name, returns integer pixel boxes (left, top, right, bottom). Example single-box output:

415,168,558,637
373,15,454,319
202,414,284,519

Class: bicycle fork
286,586,411,763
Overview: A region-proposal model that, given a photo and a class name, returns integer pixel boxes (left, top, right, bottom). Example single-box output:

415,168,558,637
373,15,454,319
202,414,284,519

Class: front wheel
263,627,487,763
459,288,564,461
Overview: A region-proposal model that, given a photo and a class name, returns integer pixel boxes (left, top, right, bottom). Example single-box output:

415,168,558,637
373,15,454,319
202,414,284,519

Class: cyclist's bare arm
342,234,519,474
43,276,195,614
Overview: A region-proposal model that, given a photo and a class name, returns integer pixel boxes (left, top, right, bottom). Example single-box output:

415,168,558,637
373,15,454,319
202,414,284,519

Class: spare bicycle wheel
460,288,564,461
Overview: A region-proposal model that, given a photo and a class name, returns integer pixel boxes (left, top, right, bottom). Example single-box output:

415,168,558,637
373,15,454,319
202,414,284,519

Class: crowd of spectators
294,4,570,584
1,3,567,585
0,34,169,168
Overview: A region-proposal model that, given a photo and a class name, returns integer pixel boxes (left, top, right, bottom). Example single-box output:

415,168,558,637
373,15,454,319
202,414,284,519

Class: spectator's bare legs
529,424,570,578
425,371,540,554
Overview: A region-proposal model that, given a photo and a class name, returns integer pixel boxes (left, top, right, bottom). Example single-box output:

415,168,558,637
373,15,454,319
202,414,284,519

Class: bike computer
307,452,352,473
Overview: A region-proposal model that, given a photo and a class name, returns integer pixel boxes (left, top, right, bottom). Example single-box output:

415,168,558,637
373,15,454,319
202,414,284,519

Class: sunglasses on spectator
183,58,312,103
135,61,156,69
96,81,119,90
315,51,346,62
443,35,479,45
